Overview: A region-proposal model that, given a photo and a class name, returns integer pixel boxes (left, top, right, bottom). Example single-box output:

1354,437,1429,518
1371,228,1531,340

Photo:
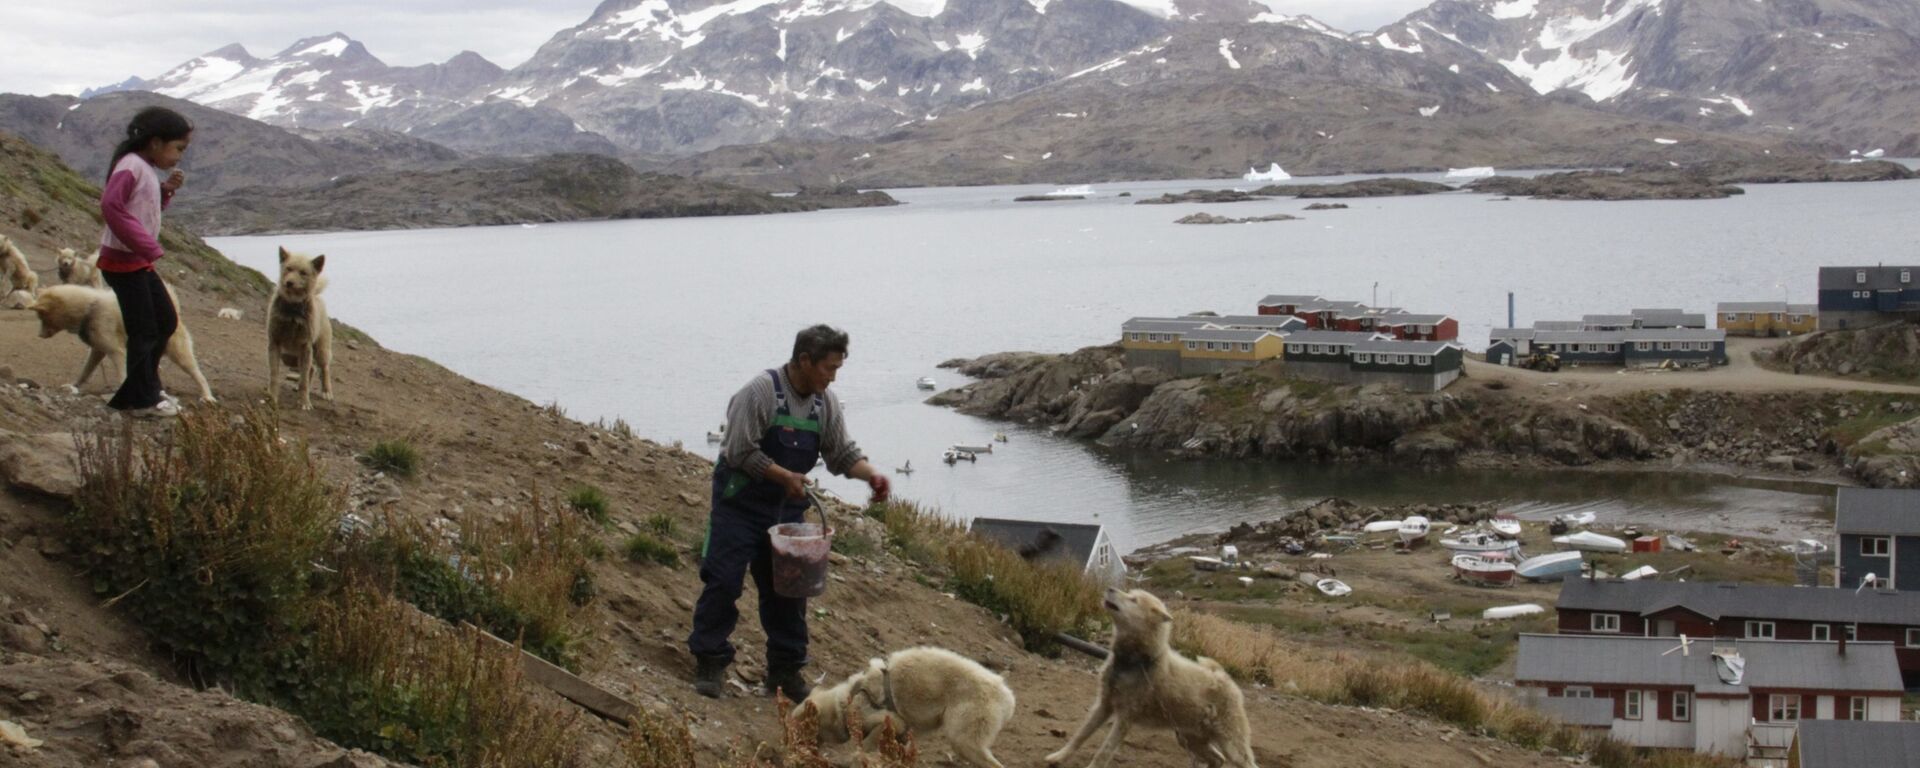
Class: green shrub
360,439,420,478
625,532,681,568
566,484,610,524
645,513,677,538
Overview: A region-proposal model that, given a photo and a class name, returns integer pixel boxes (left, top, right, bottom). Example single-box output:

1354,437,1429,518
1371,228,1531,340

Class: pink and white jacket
98,153,174,273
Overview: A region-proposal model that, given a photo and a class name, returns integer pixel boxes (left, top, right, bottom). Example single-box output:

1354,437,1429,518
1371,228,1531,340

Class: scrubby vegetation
360,438,422,478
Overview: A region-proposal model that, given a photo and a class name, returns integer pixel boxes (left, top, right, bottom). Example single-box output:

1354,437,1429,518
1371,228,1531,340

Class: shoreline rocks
1175,212,1300,225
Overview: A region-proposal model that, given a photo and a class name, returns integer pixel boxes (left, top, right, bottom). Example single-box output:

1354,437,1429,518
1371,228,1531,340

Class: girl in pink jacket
98,107,192,417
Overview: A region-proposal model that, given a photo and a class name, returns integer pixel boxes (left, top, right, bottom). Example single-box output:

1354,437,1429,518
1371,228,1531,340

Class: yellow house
1122,317,1214,372
1178,329,1285,375
1717,302,1819,337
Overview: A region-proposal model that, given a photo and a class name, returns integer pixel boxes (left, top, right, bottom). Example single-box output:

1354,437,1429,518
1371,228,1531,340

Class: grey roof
1122,317,1213,334
1378,313,1453,326
1520,694,1614,727
1197,315,1307,330
1790,304,1818,314
1819,266,1920,292
1534,330,1626,344
1796,721,1920,768
1351,339,1457,355
968,517,1103,570
1718,301,1790,313
1184,328,1278,343
1581,314,1639,326
1836,488,1920,535
1557,579,1920,626
1622,328,1726,342
1302,300,1369,313
1280,330,1388,346
1257,294,1324,307
1515,634,1903,695
1532,320,1586,331
1490,328,1537,341
1636,313,1707,328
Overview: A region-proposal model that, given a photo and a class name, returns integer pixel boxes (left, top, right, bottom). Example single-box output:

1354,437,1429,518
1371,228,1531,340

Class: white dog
56,247,105,289
0,234,38,309
266,246,333,409
800,646,1016,768
27,284,216,402
1047,588,1258,768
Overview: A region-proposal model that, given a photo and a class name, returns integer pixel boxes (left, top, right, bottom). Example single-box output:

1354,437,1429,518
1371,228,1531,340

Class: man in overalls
690,324,890,699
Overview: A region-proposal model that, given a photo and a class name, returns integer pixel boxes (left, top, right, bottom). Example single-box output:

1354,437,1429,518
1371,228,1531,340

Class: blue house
1835,488,1920,591
1818,266,1920,330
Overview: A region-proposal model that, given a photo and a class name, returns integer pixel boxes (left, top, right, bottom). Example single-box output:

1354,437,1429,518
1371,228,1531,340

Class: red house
1255,294,1324,317
1378,314,1459,341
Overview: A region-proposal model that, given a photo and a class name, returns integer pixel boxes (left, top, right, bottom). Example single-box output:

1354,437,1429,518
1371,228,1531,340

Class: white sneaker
126,400,181,419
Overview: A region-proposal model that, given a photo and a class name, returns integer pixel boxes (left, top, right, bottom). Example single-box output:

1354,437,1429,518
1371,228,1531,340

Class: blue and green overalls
687,369,822,671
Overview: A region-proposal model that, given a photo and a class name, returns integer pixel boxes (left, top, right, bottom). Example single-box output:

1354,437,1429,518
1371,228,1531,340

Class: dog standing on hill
1047,588,1258,768
56,247,105,289
28,284,216,402
1,234,39,309
266,246,333,409
800,646,1015,768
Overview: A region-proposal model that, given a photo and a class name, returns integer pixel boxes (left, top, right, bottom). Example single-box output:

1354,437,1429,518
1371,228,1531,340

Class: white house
966,518,1127,586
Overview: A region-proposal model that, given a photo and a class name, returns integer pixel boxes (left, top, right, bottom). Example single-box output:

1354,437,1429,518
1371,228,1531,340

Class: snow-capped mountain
1378,0,1920,154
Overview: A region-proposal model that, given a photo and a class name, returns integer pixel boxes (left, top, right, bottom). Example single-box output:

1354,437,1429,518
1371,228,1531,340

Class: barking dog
0,234,38,309
266,247,333,409
28,284,216,402
800,647,1015,768
1047,589,1258,768
56,247,105,289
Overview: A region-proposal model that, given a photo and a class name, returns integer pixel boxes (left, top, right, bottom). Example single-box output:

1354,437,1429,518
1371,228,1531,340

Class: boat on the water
1491,515,1523,539
993,432,1008,443
896,460,914,475
1316,578,1352,597
1553,531,1629,554
916,376,937,390
1482,603,1545,620
1441,531,1521,555
942,449,977,464
1398,516,1432,545
1452,553,1517,586
1516,551,1583,582
952,443,994,454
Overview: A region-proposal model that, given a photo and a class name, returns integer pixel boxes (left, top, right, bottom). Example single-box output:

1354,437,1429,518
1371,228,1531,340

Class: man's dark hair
792,324,850,363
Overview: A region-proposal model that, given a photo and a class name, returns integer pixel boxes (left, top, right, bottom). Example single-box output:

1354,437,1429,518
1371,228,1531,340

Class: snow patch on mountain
1218,39,1240,69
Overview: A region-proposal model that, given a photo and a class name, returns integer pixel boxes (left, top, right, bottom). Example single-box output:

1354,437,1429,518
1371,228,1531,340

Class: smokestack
1508,291,1516,329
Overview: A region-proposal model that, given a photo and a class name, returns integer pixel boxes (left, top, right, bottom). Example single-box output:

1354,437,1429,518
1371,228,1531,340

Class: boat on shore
1190,556,1228,572
1452,553,1517,586
1316,578,1351,597
1398,516,1431,545
1483,604,1545,620
1441,531,1521,555
1553,531,1629,554
1516,551,1583,582
1491,515,1522,539
1620,565,1660,581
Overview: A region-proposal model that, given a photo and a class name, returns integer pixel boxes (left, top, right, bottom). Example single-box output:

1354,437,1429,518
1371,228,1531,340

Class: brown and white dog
0,234,39,309
266,246,333,409
1047,589,1258,768
56,247,105,289
27,284,216,402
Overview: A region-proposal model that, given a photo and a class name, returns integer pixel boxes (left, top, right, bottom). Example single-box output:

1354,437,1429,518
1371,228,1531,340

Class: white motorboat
1516,551,1583,582
1490,515,1523,539
705,431,725,443
1482,604,1545,620
952,443,994,454
1554,511,1598,527
1316,578,1351,597
993,432,1009,443
1441,531,1521,555
1398,516,1431,545
1620,565,1660,581
942,449,978,464
916,376,937,390
1452,553,1517,586
1362,520,1404,534
1553,531,1629,554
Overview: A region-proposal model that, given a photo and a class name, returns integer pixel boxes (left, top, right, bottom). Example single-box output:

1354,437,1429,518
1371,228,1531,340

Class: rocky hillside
1758,321,1920,382
1381,0,1920,155
930,345,1920,484
170,153,898,235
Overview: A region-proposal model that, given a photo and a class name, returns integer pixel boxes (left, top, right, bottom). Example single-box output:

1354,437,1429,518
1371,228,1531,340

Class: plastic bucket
769,521,833,598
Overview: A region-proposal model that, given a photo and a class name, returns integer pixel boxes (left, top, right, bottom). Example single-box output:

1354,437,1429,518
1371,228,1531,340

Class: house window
1791,315,1806,323
1771,313,1783,321
1288,344,1302,354
1636,342,1651,351
1745,621,1776,639
1849,697,1868,721
1310,344,1325,354
1606,343,1619,352
1185,341,1197,350
1845,624,1858,641
1206,342,1217,351
1908,628,1920,648
1858,270,1869,284
1813,624,1831,642
1658,341,1674,351
1128,332,1141,341
1904,270,1912,284
1769,694,1800,722
1354,353,1371,363
1725,313,1738,321
1863,537,1890,557
1418,325,1433,334
1672,691,1691,722
1241,343,1252,352
1415,355,1431,365
1564,687,1594,698
1624,690,1643,720
1591,613,1621,633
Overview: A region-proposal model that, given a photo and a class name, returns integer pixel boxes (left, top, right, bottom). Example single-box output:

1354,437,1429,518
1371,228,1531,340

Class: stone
0,430,82,499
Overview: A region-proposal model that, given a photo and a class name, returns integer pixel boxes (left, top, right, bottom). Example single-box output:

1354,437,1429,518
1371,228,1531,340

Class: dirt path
1468,336,1920,399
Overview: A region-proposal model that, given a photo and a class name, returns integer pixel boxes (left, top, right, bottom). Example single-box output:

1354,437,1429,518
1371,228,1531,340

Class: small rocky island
1175,212,1300,225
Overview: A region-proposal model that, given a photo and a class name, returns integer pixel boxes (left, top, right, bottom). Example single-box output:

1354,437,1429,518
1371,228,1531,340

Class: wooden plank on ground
464,622,640,726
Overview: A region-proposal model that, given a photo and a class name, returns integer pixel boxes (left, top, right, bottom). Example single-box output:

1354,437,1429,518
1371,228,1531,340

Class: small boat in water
916,376,937,390
896,460,914,475
1441,531,1521,555
942,449,978,464
705,431,725,443
1491,515,1523,539
994,432,1009,443
1482,603,1545,620
1452,553,1517,586
952,443,994,454
1398,516,1431,545
1316,578,1352,597
1554,531,1629,554
1516,551,1583,582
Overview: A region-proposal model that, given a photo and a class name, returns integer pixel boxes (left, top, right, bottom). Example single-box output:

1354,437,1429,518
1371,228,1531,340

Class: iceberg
1445,166,1496,179
1865,148,1886,158
1045,184,1093,197
1243,163,1291,182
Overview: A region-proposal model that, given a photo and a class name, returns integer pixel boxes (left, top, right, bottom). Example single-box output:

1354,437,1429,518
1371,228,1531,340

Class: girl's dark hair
106,106,193,183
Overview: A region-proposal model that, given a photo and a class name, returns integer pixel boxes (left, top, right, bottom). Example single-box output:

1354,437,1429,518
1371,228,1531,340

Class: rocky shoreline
931,346,1920,487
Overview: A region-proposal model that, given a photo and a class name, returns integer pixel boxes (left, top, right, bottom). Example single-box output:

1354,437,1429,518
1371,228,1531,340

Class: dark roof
1199,315,1308,330
1534,330,1626,344
1532,320,1585,331
1378,313,1452,325
1836,488,1920,536
1557,579,1920,626
1796,721,1920,768
1184,328,1277,343
1582,314,1638,326
1515,634,1903,695
1352,339,1457,355
1257,294,1323,307
1281,330,1388,345
1489,328,1537,341
968,517,1104,570
1635,313,1707,329
1122,317,1212,334
1819,266,1920,292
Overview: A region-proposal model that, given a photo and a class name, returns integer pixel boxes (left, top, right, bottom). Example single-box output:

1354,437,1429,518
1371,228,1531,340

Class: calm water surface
210,172,1920,550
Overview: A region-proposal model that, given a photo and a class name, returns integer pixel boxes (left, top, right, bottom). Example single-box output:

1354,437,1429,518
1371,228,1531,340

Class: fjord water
211,172,1920,550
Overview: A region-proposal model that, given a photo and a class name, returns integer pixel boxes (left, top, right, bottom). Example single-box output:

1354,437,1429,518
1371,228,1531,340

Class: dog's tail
313,274,330,295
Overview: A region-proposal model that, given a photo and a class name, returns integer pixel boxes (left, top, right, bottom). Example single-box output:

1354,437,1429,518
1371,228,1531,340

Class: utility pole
1372,281,1379,308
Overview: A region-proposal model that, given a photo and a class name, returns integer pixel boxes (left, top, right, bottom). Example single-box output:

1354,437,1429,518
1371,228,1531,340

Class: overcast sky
1,0,1433,96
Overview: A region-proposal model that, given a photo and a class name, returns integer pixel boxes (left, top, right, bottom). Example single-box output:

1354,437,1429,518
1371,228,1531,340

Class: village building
1376,313,1460,341
1509,328,1727,367
1279,330,1388,379
1188,314,1308,334
1631,308,1709,329
1348,339,1463,392
966,518,1126,585
1818,266,1920,330
1834,487,1920,592
1622,328,1729,366
1255,294,1325,316
1791,720,1920,768
1717,302,1819,337
1485,328,1536,366
1515,634,1903,760
1533,320,1586,331
1555,578,1920,686
1120,317,1214,370
1177,328,1285,375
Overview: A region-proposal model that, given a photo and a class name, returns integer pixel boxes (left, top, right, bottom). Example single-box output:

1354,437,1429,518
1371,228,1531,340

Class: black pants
687,494,810,669
102,268,177,410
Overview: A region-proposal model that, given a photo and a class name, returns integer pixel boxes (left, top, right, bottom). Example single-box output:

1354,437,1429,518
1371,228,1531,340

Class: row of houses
1716,302,1819,337
1487,327,1730,367
1254,294,1460,340
1120,316,1465,392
